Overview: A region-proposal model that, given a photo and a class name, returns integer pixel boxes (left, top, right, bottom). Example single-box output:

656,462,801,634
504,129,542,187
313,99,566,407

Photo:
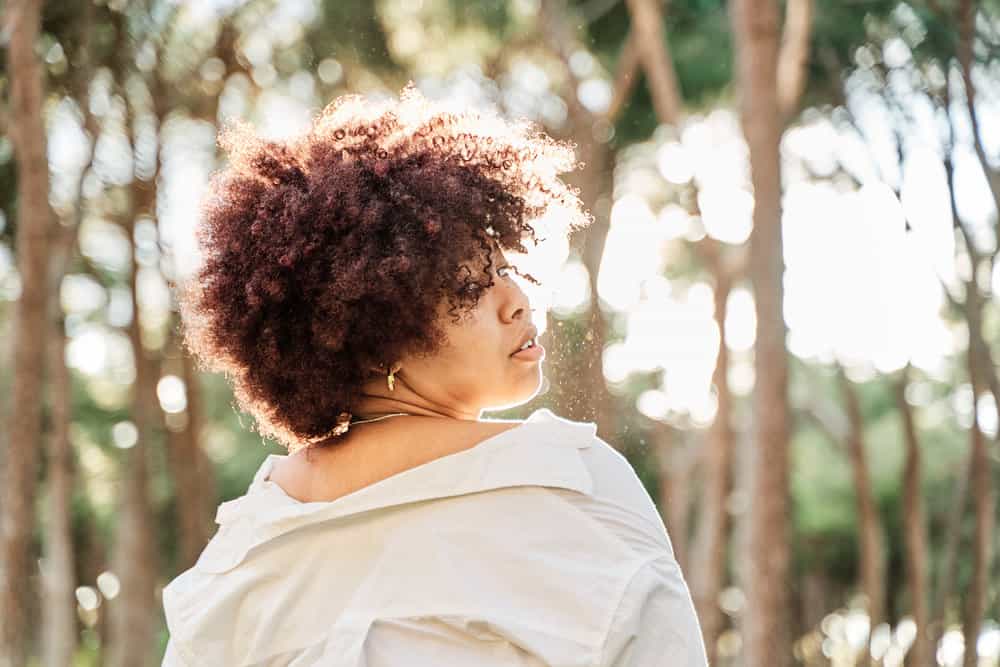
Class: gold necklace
348,412,414,425
306,412,414,444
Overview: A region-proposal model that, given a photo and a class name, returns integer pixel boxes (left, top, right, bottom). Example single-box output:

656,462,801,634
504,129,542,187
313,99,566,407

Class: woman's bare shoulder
269,416,525,503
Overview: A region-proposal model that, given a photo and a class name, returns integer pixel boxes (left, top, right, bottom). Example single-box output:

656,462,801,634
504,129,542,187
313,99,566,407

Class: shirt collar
195,408,596,573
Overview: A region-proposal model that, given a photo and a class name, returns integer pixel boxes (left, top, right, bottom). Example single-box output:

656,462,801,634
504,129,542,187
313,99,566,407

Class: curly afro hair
176,82,592,452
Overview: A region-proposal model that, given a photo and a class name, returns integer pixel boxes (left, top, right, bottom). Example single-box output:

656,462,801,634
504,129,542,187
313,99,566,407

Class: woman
162,83,707,666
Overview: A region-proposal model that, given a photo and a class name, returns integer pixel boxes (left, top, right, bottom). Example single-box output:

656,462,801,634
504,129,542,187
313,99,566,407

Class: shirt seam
587,437,676,554
594,552,669,666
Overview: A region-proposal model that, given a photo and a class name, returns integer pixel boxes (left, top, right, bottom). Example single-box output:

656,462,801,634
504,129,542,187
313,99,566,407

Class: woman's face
395,240,546,418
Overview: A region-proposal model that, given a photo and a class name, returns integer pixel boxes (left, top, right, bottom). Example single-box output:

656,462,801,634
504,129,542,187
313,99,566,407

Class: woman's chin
516,370,545,401
488,373,545,412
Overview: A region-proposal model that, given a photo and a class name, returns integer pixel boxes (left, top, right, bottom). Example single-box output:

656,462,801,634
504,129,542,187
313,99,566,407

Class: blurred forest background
1,0,1000,665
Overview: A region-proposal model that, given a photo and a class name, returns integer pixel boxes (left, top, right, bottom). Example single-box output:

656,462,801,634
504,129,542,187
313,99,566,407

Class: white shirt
161,408,708,666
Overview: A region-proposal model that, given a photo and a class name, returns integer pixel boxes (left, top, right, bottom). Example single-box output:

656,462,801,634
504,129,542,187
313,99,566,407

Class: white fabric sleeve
161,638,191,666
598,556,709,667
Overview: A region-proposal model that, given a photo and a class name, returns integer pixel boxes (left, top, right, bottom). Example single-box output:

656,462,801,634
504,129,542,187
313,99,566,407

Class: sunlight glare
656,141,693,185
698,186,753,244
937,628,964,667
782,179,951,373
978,623,1000,660
598,194,665,311
157,375,188,414
75,586,100,612
112,421,139,450
724,287,756,352
67,326,109,375
550,259,591,316
657,203,692,240
637,389,670,419
97,571,121,600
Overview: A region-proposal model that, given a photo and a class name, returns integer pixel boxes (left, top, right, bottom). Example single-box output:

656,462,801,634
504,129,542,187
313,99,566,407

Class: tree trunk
776,0,814,121
892,366,932,667
164,336,216,570
106,171,160,667
537,121,619,438
624,0,683,125
956,0,1000,226
729,427,754,667
653,423,698,574
837,366,885,661
537,0,625,441
689,250,736,665
41,332,77,667
800,569,832,636
930,449,971,649
729,1,792,665
575,139,619,437
0,1,51,663
960,286,994,667
41,224,81,667
939,62,996,665
106,419,158,667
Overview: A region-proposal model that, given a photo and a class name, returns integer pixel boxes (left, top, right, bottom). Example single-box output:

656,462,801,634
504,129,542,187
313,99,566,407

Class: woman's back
161,409,708,666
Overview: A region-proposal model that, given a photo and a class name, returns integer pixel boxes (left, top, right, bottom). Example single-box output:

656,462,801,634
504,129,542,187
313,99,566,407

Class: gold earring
387,363,400,391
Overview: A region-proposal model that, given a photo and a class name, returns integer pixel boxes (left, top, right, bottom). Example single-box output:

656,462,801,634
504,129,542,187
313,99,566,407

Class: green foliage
576,0,733,144
625,428,663,515
666,0,733,106
792,427,856,536
313,0,401,73
447,0,511,32
197,372,281,502
614,78,668,148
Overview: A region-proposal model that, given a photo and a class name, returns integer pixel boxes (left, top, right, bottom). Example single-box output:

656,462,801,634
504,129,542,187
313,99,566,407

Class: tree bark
729,0,792,665
41,220,82,667
575,140,619,436
653,423,698,574
41,331,77,667
0,1,51,663
537,106,619,437
960,285,994,667
537,0,629,439
837,366,885,666
952,0,1000,420
689,240,736,665
939,70,996,667
956,0,1000,243
930,450,971,650
776,0,814,122
892,366,933,667
624,0,683,126
42,33,97,654
164,334,217,570
107,176,161,667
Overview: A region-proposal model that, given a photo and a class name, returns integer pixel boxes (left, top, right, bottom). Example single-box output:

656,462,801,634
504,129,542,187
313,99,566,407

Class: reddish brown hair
176,83,591,451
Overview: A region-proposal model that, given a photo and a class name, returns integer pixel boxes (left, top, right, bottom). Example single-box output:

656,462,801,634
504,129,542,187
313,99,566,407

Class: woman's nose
500,282,531,322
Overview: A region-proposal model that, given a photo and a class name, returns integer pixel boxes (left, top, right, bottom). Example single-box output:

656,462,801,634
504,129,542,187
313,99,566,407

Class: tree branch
624,0,683,126
603,28,642,124
955,0,1000,265
777,0,814,123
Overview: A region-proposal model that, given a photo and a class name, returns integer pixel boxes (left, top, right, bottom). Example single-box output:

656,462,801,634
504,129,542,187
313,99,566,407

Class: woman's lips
510,341,545,361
